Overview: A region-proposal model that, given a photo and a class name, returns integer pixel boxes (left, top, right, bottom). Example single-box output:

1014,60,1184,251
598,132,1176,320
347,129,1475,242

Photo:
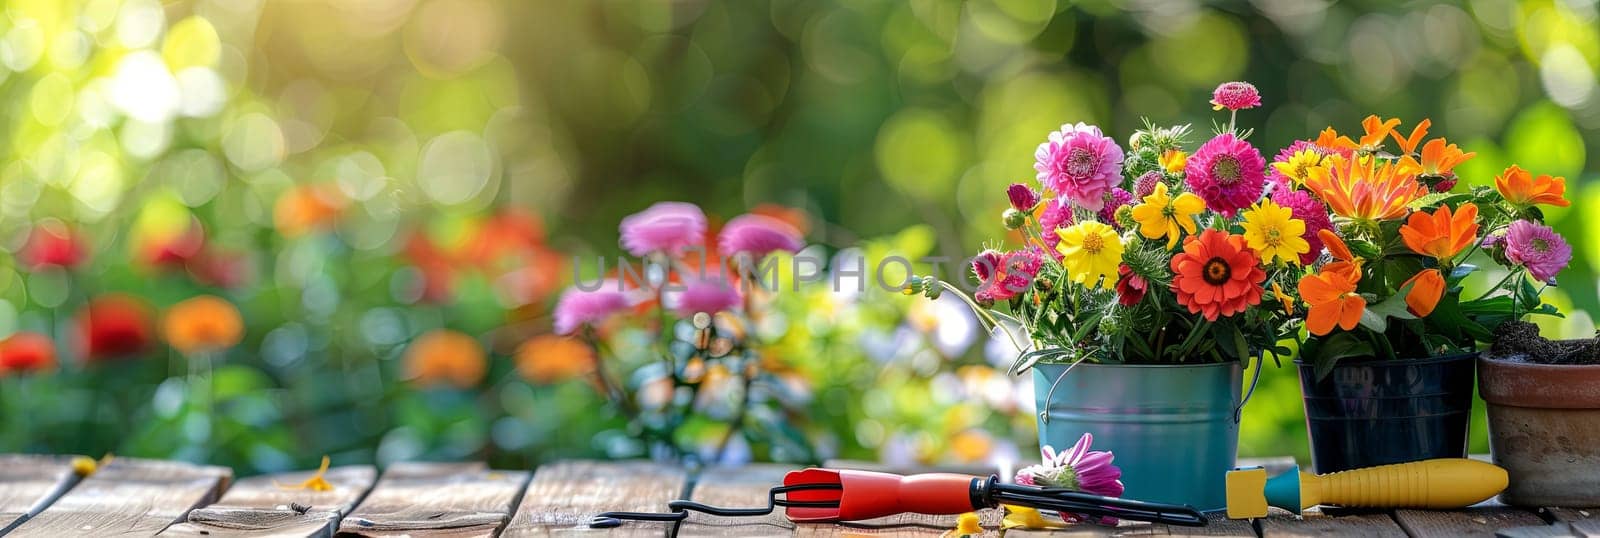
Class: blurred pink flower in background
675,279,742,316
620,202,708,257
554,282,639,335
717,214,803,258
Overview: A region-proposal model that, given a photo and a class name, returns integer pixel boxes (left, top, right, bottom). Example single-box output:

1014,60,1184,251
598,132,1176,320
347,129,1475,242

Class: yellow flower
946,512,982,537
1129,182,1204,250
1160,149,1188,174
1270,148,1324,187
1240,200,1310,265
1002,505,1069,530
1055,221,1123,289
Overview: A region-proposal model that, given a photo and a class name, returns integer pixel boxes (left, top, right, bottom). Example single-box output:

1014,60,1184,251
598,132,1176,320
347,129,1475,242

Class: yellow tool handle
1302,458,1507,509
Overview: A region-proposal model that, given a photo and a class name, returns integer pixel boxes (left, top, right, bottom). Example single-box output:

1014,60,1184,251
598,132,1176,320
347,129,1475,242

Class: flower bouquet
1264,115,1573,472
909,82,1298,509
549,202,817,463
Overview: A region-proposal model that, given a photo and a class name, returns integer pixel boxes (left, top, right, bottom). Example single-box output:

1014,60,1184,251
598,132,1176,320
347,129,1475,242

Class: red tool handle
783,469,984,522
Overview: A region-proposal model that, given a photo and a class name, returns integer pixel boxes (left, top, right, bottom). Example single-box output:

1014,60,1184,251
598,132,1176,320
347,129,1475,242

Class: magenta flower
1098,188,1135,228
718,214,803,258
1007,183,1042,212
1038,199,1075,258
674,279,741,316
620,202,707,257
1210,81,1262,111
1271,188,1335,265
974,248,1044,304
1034,123,1124,211
553,282,637,335
1185,133,1266,217
971,249,1003,283
1014,433,1123,524
1504,220,1572,283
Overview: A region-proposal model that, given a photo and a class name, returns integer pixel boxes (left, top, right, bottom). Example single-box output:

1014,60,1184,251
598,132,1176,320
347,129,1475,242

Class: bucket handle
1036,356,1089,425
1233,353,1262,424
1037,355,1263,425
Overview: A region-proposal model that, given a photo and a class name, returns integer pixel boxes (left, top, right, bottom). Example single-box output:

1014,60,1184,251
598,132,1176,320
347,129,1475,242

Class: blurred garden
0,0,1597,476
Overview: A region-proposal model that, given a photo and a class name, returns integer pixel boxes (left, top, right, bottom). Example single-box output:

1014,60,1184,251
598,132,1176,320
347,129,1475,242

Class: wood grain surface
160,465,376,537
0,454,85,534
6,456,231,537
501,460,688,537
336,462,527,538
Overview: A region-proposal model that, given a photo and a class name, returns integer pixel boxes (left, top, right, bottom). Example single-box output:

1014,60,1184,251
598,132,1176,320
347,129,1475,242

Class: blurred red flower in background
134,218,206,270
0,332,56,375
77,294,154,362
21,220,87,271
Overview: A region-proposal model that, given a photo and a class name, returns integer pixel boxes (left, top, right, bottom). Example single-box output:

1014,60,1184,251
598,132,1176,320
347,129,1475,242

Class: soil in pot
1489,320,1600,364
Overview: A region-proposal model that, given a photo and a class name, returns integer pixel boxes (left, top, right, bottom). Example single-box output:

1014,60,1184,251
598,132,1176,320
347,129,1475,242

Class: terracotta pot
1478,353,1600,507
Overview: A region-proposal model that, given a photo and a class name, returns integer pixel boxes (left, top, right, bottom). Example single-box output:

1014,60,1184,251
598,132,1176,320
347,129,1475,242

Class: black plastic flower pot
1296,352,1476,474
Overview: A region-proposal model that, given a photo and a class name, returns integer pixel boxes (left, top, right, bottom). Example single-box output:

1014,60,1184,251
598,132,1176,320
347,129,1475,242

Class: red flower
21,221,86,271
77,294,154,362
135,219,206,270
1115,264,1147,307
0,332,56,375
1169,230,1265,321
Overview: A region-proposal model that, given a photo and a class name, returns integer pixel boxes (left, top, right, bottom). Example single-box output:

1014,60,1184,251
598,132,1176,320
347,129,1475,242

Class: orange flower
163,295,245,355
1399,203,1479,261
0,332,56,376
1319,229,1353,262
1315,127,1357,154
1359,115,1400,150
1299,270,1365,336
1401,138,1474,178
515,335,595,384
1390,118,1431,155
1304,155,1425,222
1169,230,1266,321
273,184,346,237
404,330,486,389
1494,165,1570,209
1402,269,1445,317
1270,282,1295,315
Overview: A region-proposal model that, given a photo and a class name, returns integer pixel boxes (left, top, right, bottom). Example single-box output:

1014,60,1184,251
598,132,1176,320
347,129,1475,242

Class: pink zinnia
1038,199,1075,258
1270,188,1335,265
1034,123,1124,211
718,214,803,258
1210,81,1261,111
620,202,707,257
1185,133,1266,217
974,248,1044,304
674,279,741,316
553,282,637,335
1014,433,1123,524
1504,220,1572,283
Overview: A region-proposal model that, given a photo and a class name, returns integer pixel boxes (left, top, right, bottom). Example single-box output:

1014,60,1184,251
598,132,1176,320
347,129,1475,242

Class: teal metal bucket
1033,361,1243,511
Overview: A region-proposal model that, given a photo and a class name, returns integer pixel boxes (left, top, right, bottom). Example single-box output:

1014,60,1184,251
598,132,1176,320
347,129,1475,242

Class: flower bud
1006,183,1041,213
1003,208,1027,230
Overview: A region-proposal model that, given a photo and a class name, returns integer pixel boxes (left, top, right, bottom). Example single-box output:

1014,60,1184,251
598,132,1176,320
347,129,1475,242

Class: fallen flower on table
943,512,983,537
1001,505,1070,531
1015,433,1123,524
276,455,334,492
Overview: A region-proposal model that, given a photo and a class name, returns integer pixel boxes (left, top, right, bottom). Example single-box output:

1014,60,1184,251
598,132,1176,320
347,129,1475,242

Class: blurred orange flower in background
77,294,154,362
0,332,57,376
515,335,594,384
273,183,347,238
163,295,245,355
404,330,487,389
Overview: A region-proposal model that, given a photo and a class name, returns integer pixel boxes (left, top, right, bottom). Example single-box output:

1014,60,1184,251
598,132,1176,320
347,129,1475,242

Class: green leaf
1309,332,1375,381
1406,191,1470,210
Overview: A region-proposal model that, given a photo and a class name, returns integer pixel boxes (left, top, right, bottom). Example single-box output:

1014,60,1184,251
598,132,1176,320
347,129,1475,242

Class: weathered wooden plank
7,457,231,537
0,454,86,534
1394,500,1546,538
501,460,687,537
337,462,527,538
159,465,376,537
1257,507,1406,537
679,464,796,537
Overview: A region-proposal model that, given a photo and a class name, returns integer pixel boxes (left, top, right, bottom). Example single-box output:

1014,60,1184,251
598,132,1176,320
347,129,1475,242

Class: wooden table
0,454,1592,537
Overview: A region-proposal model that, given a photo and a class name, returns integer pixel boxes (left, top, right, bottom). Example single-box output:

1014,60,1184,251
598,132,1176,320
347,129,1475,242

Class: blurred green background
0,0,1596,474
